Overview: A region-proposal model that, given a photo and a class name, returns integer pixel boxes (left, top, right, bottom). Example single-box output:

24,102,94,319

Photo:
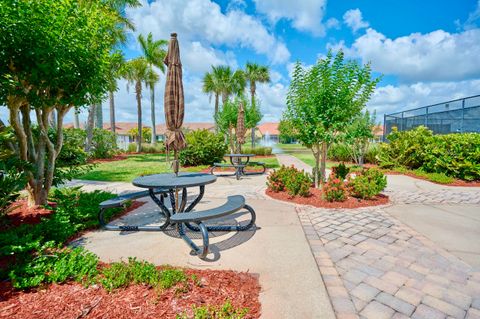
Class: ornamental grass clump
267,165,312,197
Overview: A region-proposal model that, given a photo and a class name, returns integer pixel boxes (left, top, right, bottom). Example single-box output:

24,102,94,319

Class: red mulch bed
266,188,389,209
88,154,128,164
384,171,480,187
3,199,54,228
0,269,260,319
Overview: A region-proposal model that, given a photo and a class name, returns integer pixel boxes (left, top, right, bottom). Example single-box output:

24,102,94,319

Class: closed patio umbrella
164,33,186,176
236,101,246,154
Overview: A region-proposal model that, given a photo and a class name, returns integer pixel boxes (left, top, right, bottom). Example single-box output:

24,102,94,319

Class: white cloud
253,0,327,36
127,0,290,66
367,79,480,117
343,9,369,32
329,27,480,82
464,0,480,30
326,17,340,30
256,82,288,122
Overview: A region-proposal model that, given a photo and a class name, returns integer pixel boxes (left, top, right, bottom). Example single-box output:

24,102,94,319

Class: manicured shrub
332,163,350,180
58,128,88,166
179,130,227,166
379,126,480,181
267,165,311,197
323,174,347,202
90,128,117,159
242,146,272,156
127,142,166,154
348,168,387,199
327,143,352,162
364,143,380,164
379,126,432,169
9,245,99,289
178,301,249,319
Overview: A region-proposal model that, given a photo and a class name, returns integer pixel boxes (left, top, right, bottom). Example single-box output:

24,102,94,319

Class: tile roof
257,122,280,136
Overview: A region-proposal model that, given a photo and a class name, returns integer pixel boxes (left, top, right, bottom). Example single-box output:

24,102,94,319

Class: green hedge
379,126,480,181
242,146,272,156
179,130,227,166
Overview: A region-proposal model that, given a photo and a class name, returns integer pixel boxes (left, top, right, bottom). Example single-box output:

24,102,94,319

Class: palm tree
138,32,167,145
106,51,125,133
202,66,222,117
245,62,270,147
123,57,150,152
216,65,246,104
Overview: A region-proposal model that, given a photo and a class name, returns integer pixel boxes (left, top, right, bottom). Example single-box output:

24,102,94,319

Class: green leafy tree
0,0,126,205
343,110,377,166
138,32,167,144
215,96,262,153
244,62,270,147
284,51,380,187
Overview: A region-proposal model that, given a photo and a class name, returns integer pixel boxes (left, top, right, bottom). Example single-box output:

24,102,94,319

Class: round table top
132,172,217,189
226,153,255,157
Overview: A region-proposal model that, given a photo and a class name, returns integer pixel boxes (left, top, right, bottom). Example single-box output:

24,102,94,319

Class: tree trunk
228,126,235,153
109,90,116,133
150,85,156,145
214,93,219,132
95,102,103,129
86,104,95,152
313,144,320,188
135,80,142,153
320,141,327,183
74,109,80,129
250,83,256,148
49,109,56,129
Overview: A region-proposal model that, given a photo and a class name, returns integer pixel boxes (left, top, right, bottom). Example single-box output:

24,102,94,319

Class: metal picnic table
210,154,266,179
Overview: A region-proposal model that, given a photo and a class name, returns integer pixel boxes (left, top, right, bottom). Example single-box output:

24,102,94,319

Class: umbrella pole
174,150,179,211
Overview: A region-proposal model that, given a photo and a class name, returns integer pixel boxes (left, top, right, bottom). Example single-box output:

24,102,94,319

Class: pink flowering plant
267,165,312,197
323,173,347,202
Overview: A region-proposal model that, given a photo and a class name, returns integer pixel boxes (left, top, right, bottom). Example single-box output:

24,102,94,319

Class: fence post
425,106,428,128
461,98,465,133
383,114,386,141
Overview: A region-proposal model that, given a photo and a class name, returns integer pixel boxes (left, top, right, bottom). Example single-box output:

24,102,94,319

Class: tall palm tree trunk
135,81,142,153
250,84,256,148
74,109,80,129
150,86,156,145
95,103,103,129
109,91,116,133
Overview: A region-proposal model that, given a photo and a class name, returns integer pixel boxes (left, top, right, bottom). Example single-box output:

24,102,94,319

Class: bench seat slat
213,163,246,167
170,195,245,223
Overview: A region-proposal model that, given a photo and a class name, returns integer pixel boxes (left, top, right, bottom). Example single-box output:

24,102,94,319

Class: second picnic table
210,154,266,179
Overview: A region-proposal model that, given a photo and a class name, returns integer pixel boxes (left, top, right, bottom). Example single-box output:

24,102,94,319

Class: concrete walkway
276,153,480,318
69,175,335,319
275,153,313,173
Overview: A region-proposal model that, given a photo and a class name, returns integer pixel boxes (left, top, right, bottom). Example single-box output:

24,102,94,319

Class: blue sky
2,0,480,125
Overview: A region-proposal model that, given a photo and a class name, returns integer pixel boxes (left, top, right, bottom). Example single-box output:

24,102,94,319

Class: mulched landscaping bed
3,199,54,228
88,154,129,164
266,188,389,209
0,269,260,319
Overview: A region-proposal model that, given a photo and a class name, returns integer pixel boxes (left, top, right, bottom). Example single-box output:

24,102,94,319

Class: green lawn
275,143,310,152
78,153,279,182
289,152,361,170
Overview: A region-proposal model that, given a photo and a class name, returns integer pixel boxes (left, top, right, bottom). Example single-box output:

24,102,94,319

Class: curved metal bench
170,195,256,259
210,163,246,180
98,188,169,231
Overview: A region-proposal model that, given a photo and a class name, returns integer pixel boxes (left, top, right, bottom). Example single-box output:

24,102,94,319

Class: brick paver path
385,189,480,204
298,205,480,319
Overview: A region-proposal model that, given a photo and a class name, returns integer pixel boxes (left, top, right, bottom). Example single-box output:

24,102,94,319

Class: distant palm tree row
98,32,167,153
202,62,270,146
